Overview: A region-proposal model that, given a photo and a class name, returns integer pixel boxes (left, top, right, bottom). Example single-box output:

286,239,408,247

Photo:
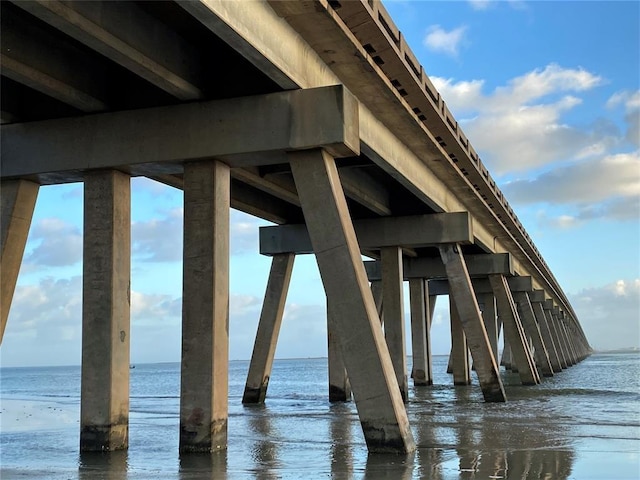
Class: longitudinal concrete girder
180,160,230,453
288,148,414,454
440,245,506,402
259,212,473,255
1,85,359,183
80,170,130,451
242,253,295,404
0,179,38,344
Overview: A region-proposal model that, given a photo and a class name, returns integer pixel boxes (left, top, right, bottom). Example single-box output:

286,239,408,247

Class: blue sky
2,0,638,367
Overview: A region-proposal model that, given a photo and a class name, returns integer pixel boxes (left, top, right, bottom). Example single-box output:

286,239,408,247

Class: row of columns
1,148,590,455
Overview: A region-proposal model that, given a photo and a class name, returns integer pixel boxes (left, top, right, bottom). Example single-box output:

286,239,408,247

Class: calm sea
1,354,639,479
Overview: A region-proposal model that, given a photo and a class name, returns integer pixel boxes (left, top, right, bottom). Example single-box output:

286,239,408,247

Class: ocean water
1,354,639,479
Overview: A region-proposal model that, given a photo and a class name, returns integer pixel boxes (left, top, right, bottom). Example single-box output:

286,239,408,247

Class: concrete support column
409,278,432,386
180,160,230,453
243,253,295,404
381,247,408,402
328,296,352,402
289,148,414,454
481,293,498,360
532,302,562,373
1,179,39,344
449,297,470,386
440,245,505,401
501,340,512,370
560,319,577,365
80,170,130,451
489,274,540,385
553,313,573,366
513,292,553,377
546,306,568,369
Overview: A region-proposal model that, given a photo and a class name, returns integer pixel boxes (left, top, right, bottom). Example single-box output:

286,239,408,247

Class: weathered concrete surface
2,86,359,181
409,278,433,386
0,179,39,344
514,291,554,377
243,253,295,404
328,297,352,402
480,293,499,360
289,148,414,454
489,274,540,385
449,298,470,386
531,299,563,373
180,160,230,453
80,170,130,451
440,245,505,401
381,247,408,402
259,212,473,255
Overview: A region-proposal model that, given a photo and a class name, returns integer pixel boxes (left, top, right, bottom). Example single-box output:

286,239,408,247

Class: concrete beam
289,148,414,453
381,247,408,402
1,6,108,112
180,160,230,452
259,212,472,255
242,253,295,404
80,170,130,451
440,245,506,401
365,253,513,280
0,179,39,344
427,275,533,296
12,0,204,100
1,85,359,182
489,274,540,385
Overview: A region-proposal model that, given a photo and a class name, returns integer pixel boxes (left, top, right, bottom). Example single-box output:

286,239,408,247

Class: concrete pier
449,298,470,386
328,297,352,402
513,292,554,377
289,148,415,454
0,179,39,345
243,253,295,404
381,247,409,402
440,245,505,401
179,160,230,453
409,278,433,386
530,292,563,373
480,293,499,361
489,274,540,385
80,170,130,451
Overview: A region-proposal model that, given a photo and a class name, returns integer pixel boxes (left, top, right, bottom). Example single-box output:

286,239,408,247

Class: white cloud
132,208,183,262
423,25,468,57
432,64,608,174
570,279,640,351
468,0,493,10
606,89,640,147
502,151,640,205
24,218,82,267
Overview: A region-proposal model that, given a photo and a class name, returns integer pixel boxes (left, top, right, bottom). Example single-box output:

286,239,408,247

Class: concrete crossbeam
180,160,230,452
80,170,130,451
427,275,533,296
242,253,295,404
0,179,39,344
440,245,506,401
289,148,414,453
365,253,513,281
259,212,472,255
1,85,359,183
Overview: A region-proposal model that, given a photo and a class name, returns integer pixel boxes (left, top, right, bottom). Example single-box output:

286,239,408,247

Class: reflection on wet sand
410,384,576,479
179,450,227,480
78,450,128,480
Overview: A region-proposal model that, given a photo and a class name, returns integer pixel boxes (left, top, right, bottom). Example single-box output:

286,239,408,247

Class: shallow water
1,354,639,479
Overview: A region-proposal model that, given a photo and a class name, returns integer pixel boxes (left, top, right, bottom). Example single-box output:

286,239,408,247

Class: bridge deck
0,0,590,455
